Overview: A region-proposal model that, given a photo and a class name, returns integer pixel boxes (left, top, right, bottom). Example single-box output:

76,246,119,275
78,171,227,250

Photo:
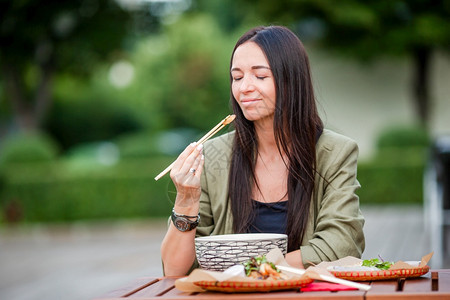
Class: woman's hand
285,250,304,269
170,142,204,208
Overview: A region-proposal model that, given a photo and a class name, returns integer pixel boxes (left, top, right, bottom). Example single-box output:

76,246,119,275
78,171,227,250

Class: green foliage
0,156,175,222
0,125,432,223
233,0,450,126
43,12,235,150
237,0,450,58
374,146,428,167
0,0,133,73
362,258,393,270
115,13,234,131
3,9,238,149
0,0,135,134
374,125,430,167
0,11,240,222
243,255,279,277
115,131,161,159
357,162,424,205
115,127,200,158
45,95,143,150
376,125,430,149
357,126,430,205
0,132,60,167
193,0,251,32
158,15,234,130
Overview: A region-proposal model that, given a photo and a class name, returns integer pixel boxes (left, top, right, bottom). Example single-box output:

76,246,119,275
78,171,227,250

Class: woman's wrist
174,191,200,209
173,197,200,216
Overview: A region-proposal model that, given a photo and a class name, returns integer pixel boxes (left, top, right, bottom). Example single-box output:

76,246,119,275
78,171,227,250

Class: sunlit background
1,1,449,299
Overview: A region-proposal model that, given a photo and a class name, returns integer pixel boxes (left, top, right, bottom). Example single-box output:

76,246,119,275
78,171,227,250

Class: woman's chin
242,111,274,123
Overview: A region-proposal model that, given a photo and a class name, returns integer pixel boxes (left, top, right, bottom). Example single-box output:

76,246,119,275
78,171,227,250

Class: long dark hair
228,26,324,252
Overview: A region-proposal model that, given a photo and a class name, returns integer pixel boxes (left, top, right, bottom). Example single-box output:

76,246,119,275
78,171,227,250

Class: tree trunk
1,62,53,132
1,63,35,131
34,63,53,127
412,47,432,129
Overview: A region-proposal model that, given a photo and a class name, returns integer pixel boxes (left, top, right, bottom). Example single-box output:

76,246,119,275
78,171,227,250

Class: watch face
174,219,189,232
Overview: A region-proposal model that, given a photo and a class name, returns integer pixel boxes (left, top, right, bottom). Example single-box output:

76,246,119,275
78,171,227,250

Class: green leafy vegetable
242,255,279,277
362,258,393,270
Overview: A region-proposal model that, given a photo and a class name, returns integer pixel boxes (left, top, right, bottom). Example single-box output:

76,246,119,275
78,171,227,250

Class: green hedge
0,131,60,167
357,161,425,205
356,133,429,205
1,155,426,223
0,126,431,222
0,156,176,222
376,126,430,149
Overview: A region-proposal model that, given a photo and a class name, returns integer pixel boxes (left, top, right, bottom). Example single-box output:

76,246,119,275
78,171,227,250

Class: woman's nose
239,76,255,93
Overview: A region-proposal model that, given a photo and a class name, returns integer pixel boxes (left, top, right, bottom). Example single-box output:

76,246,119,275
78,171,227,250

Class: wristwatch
171,209,200,232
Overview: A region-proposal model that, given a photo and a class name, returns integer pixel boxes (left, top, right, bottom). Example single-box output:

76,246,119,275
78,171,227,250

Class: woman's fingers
179,144,203,175
170,143,204,206
171,142,197,173
170,143,204,184
190,150,205,179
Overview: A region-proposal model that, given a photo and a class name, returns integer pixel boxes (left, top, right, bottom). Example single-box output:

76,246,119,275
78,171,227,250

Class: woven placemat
193,277,313,293
330,266,430,281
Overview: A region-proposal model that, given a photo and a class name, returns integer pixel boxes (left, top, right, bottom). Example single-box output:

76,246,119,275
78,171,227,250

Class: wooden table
94,269,450,300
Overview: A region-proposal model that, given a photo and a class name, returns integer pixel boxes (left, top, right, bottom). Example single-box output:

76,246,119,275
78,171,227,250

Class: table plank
95,270,450,299
366,269,450,300
433,269,450,292
157,286,199,298
402,277,432,292
107,277,364,299
159,290,364,300
93,277,159,299
366,280,398,294
128,280,364,300
129,277,178,298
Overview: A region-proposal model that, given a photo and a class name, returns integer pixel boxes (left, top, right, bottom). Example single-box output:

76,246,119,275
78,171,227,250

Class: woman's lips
240,98,261,106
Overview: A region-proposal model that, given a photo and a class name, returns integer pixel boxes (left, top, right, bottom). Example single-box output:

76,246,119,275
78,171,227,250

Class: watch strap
171,209,200,232
172,208,199,220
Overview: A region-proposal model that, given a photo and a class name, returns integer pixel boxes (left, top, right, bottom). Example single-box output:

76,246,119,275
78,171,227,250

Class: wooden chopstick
195,119,227,145
154,161,176,182
276,265,371,291
154,114,235,181
197,124,224,145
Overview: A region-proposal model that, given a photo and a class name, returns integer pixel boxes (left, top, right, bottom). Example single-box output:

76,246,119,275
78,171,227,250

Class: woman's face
231,42,276,123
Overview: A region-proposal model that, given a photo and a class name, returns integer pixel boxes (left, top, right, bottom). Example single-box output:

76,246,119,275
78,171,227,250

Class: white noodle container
195,233,288,272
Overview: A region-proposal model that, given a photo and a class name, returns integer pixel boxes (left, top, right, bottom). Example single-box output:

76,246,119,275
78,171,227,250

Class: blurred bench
424,135,450,268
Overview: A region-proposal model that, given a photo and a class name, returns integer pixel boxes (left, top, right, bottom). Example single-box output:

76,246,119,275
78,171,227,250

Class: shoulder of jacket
317,129,358,153
204,130,234,148
202,130,234,160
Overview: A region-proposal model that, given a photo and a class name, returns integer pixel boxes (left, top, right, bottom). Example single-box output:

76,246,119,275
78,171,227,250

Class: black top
248,200,288,234
246,127,322,235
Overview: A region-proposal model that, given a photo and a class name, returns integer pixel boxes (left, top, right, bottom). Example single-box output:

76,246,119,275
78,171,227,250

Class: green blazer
196,129,365,268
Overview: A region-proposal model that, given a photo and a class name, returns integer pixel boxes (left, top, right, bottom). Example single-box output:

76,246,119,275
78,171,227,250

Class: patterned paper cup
195,233,288,272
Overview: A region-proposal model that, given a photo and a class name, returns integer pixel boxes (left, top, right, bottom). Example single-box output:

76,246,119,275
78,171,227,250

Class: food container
195,233,288,272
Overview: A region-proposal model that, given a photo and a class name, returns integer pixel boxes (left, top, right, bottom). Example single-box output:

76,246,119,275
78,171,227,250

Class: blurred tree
237,0,450,128
109,13,234,132
192,0,251,32
0,0,133,133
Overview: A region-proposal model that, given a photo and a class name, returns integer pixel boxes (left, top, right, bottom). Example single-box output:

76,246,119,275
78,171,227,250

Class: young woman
161,25,365,276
